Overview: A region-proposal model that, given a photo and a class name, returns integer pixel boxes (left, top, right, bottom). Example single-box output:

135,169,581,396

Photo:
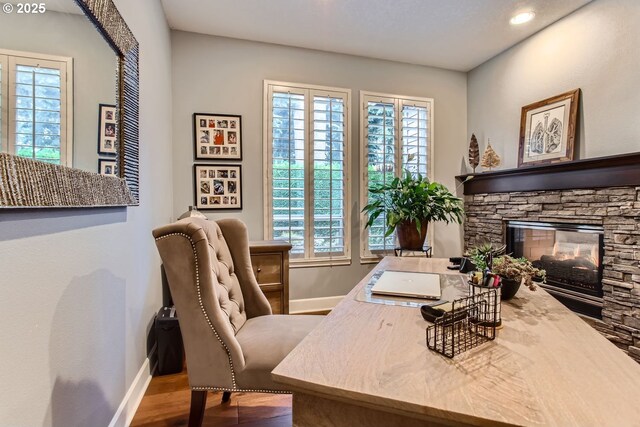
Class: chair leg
188,390,207,427
221,391,231,404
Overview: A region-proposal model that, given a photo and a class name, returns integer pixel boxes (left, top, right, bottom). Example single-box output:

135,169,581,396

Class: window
264,81,351,267
0,49,72,166
0,55,6,153
360,91,433,262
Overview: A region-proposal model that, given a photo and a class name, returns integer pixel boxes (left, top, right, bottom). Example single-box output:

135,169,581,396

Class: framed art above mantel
518,89,579,168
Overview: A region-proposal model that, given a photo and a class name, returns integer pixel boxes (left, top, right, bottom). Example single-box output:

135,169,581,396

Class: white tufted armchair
153,217,323,427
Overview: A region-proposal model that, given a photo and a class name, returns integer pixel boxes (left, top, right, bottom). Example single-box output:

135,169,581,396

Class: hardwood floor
132,311,331,426
130,369,292,427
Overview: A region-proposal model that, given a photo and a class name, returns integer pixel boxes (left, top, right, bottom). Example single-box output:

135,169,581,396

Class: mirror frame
0,0,139,207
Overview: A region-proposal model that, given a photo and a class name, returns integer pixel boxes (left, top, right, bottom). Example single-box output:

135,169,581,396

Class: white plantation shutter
401,100,429,178
363,96,396,252
265,81,351,266
311,92,347,257
1,50,72,166
0,56,7,153
270,89,306,256
360,92,434,261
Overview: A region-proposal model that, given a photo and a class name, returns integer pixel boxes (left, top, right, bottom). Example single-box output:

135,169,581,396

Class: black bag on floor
155,306,184,375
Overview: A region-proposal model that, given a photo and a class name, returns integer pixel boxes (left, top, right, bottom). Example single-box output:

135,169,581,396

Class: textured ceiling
161,0,592,71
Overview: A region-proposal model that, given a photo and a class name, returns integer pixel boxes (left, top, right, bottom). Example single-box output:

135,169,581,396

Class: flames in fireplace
506,221,604,317
550,241,600,267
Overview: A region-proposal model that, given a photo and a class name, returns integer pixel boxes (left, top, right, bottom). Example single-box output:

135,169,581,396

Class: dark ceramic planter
500,278,521,300
396,220,428,250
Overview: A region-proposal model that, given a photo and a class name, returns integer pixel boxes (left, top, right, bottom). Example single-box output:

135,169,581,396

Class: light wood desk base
293,392,465,427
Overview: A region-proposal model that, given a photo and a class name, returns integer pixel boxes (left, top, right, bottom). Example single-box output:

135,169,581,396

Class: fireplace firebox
506,221,604,318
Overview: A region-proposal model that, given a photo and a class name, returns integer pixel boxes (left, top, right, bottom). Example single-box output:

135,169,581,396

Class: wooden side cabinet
249,240,291,314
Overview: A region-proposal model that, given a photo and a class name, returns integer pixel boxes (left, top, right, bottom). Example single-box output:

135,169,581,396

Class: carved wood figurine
481,139,501,171
468,134,479,173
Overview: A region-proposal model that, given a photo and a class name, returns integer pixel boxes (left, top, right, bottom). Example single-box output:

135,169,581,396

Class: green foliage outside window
16,147,60,164
272,160,344,253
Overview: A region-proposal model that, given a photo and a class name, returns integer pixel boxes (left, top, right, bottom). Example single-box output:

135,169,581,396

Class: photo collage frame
192,113,243,210
193,113,242,160
99,159,117,176
194,164,242,210
98,104,117,175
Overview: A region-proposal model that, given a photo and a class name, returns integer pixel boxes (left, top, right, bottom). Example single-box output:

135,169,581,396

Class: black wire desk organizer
426,282,501,358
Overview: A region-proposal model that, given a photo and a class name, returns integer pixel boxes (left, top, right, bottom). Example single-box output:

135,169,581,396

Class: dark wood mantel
456,152,640,195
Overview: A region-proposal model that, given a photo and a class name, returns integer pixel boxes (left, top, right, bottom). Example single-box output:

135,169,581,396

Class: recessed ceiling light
510,11,535,25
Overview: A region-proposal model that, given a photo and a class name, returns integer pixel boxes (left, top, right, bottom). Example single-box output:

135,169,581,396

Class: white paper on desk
370,270,441,300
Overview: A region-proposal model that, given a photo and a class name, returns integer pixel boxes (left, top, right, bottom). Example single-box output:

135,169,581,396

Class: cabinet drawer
263,289,283,314
251,253,282,284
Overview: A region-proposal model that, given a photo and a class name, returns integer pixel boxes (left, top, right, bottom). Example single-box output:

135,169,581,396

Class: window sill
360,255,384,265
290,257,352,269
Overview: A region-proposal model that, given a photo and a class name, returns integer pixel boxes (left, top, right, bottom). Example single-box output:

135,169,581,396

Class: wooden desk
272,257,640,427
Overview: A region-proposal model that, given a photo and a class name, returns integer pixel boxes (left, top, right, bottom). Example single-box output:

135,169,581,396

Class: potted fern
362,171,464,250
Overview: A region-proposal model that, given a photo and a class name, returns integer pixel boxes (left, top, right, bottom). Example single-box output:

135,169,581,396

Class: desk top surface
272,257,640,426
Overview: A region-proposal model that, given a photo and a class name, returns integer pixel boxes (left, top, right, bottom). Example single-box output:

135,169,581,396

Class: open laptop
370,270,441,300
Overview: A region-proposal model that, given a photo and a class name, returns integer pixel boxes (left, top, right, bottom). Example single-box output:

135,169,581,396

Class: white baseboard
290,295,345,314
108,346,157,427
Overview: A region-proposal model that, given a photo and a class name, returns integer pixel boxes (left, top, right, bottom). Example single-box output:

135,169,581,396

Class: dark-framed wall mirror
0,0,139,207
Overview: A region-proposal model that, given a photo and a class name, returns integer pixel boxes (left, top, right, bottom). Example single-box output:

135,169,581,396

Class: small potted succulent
362,170,464,250
466,242,506,271
491,255,546,300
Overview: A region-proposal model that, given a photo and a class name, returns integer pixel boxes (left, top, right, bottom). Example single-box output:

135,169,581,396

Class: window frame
263,80,352,268
0,54,7,155
0,49,73,166
359,90,435,264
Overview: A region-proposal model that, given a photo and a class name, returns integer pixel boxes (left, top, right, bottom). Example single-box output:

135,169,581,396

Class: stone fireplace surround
462,183,640,363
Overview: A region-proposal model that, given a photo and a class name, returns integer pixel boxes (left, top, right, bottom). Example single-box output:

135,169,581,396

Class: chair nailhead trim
192,386,290,394
156,232,239,388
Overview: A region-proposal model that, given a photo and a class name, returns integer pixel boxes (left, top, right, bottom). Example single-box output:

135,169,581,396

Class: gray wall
0,8,116,172
468,0,640,169
0,0,173,425
171,32,467,299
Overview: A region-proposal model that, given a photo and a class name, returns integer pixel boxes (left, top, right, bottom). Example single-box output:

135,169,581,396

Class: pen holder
426,286,500,358
468,281,502,327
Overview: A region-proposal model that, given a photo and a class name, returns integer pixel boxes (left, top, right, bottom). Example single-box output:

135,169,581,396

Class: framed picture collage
193,113,243,210
97,104,117,176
